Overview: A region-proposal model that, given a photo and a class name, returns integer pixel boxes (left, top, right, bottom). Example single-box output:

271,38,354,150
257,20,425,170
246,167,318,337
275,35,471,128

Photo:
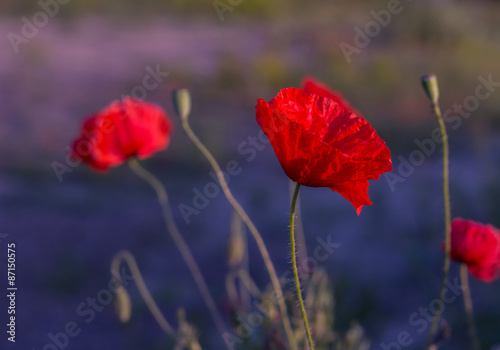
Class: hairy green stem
425,99,451,349
289,179,309,281
290,183,314,350
181,120,297,350
460,264,481,350
128,158,232,350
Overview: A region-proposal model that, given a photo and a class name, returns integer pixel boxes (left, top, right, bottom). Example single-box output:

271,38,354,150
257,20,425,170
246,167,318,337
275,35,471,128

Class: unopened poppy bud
421,73,440,104
227,213,246,267
227,231,245,267
114,285,132,323
173,89,192,121
189,342,202,350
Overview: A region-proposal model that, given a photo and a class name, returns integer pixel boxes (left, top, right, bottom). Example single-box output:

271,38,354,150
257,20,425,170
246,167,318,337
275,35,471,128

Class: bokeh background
1,0,500,349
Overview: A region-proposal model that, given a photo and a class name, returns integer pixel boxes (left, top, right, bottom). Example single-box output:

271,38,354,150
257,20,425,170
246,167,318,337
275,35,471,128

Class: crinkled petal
329,180,371,215
302,76,354,112
256,87,392,214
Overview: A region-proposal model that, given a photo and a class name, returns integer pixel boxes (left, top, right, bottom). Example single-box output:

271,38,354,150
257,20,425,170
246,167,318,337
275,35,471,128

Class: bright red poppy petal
468,259,500,282
329,180,372,215
72,114,126,171
256,87,392,214
447,218,500,282
450,219,500,265
71,98,172,171
301,76,353,112
120,98,172,159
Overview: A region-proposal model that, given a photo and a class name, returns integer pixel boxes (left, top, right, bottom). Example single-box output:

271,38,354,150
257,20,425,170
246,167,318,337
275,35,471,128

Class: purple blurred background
1,0,500,349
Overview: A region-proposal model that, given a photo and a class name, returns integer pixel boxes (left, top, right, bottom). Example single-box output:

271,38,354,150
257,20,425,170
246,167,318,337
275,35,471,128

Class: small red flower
447,218,500,282
71,97,173,171
255,84,392,215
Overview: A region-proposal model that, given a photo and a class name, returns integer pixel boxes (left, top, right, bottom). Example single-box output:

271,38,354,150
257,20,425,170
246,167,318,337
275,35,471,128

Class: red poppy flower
447,218,500,282
71,97,172,171
255,87,392,215
301,76,354,112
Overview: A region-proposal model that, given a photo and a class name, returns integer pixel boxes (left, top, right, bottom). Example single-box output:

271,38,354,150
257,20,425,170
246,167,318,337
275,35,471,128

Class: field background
1,0,500,349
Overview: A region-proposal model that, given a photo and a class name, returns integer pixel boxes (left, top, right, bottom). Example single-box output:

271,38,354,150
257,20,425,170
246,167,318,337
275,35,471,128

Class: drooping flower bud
114,285,132,323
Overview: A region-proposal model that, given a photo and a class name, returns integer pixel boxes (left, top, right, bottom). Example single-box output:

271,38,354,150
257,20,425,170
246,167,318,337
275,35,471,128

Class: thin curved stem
460,264,481,350
111,250,175,337
425,100,451,349
128,158,232,350
290,183,315,350
237,212,252,309
181,119,297,350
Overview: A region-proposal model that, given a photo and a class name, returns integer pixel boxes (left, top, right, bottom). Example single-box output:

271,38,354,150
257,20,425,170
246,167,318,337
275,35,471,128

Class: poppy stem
424,88,451,349
460,263,481,350
290,183,315,350
289,179,309,282
110,250,176,337
181,119,298,350
128,158,233,350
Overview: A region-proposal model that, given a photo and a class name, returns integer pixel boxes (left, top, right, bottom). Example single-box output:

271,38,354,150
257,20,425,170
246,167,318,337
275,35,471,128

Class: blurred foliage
224,214,372,349
225,266,372,349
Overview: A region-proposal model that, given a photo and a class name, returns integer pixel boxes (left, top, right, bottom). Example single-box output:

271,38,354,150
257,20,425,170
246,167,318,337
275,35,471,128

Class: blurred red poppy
301,76,353,112
447,218,500,282
255,87,392,215
72,97,172,171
